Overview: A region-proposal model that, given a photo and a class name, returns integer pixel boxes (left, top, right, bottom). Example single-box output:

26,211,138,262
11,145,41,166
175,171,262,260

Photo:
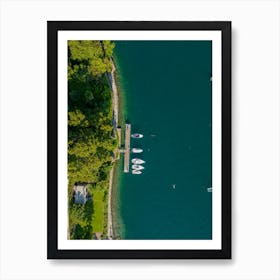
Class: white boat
132,165,145,170
131,133,143,139
131,158,145,164
207,187,212,192
131,148,143,153
132,170,142,175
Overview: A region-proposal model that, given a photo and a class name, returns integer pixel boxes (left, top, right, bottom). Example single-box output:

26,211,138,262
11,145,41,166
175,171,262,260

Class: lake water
114,41,212,239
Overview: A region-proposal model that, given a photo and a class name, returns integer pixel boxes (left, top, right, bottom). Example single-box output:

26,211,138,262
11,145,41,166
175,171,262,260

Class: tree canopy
68,40,117,239
68,40,116,187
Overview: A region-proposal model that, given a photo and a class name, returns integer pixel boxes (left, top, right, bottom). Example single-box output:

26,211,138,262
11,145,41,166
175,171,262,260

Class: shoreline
107,58,119,240
107,167,114,239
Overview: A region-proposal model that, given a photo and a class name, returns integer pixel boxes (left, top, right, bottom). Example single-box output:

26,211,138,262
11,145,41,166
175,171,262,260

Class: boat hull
132,170,142,175
131,148,143,153
132,165,145,170
132,158,145,164
131,133,143,139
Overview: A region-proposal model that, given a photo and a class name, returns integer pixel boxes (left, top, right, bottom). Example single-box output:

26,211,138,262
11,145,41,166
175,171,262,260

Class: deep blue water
114,41,212,239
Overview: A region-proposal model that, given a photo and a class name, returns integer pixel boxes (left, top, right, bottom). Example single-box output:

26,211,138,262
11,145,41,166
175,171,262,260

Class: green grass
91,189,105,233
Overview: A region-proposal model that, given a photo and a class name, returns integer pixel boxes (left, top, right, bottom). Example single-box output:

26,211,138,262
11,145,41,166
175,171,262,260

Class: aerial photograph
67,40,212,240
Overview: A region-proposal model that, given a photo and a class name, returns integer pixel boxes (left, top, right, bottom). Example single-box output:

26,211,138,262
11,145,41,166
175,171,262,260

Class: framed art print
47,21,231,259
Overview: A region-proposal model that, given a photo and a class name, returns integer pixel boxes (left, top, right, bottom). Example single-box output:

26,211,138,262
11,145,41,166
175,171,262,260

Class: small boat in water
132,158,145,164
207,187,212,192
131,133,143,139
132,170,142,175
132,165,145,170
131,148,143,153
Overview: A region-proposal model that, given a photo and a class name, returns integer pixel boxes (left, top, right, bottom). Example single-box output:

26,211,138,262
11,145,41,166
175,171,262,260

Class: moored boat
132,170,142,175
131,158,145,164
131,148,143,153
131,133,143,139
132,165,145,170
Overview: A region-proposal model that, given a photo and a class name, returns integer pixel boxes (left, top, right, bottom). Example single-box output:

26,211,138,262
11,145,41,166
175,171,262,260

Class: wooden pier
117,123,131,173
124,124,131,173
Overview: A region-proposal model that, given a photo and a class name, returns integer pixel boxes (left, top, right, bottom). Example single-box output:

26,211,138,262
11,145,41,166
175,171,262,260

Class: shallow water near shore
114,41,212,239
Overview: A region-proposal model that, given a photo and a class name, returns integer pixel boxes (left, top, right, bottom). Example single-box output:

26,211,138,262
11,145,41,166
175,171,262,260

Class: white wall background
0,0,279,279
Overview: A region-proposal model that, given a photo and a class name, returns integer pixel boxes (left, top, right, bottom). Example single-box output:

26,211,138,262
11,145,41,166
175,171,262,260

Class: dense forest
68,40,117,239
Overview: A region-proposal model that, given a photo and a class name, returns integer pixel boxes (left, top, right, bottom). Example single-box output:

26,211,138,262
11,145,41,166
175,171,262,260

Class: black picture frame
47,21,231,259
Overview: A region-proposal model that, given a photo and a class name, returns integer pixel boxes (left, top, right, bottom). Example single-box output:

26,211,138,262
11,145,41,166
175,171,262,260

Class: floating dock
124,124,131,173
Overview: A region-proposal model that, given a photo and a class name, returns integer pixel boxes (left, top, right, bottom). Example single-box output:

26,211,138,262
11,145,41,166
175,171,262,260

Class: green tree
68,40,117,240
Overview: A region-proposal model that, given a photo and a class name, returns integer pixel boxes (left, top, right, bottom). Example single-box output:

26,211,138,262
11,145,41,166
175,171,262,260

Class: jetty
117,123,131,172
123,124,131,172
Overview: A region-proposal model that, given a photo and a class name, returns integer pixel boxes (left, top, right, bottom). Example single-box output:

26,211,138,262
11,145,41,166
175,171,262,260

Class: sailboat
132,165,145,170
131,148,143,153
132,170,142,175
131,158,145,164
131,133,143,139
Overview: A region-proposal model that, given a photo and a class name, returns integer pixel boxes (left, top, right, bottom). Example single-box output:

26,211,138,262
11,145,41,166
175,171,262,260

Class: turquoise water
114,41,212,239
